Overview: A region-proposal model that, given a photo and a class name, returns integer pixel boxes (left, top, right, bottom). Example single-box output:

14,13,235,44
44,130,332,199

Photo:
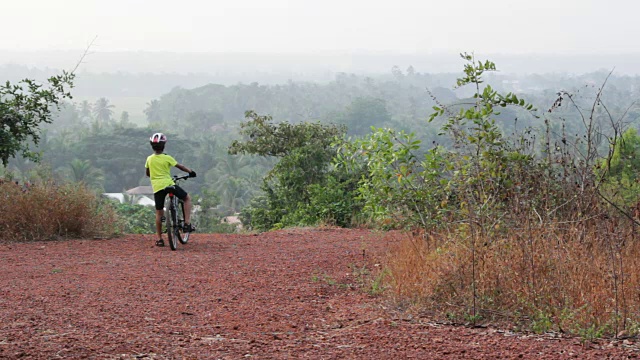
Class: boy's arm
176,164,196,177
145,158,150,177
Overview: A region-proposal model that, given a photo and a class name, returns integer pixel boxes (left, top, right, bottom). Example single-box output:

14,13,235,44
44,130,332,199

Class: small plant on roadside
531,311,554,334
311,272,337,286
349,263,369,286
445,312,457,322
324,275,337,286
624,319,640,337
464,313,484,325
577,324,607,343
369,268,390,296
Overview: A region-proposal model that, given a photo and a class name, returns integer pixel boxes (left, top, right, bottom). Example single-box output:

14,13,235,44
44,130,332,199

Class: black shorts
153,185,188,210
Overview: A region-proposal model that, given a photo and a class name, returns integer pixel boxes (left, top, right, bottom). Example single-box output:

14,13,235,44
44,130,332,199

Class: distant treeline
3,63,640,217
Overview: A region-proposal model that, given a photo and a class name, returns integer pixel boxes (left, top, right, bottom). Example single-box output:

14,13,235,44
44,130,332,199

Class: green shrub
112,202,156,234
239,194,282,232
206,222,239,234
230,111,349,231
302,175,362,227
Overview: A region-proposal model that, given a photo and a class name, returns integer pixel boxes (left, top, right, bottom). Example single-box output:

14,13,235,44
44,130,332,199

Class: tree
0,72,74,166
117,111,132,128
79,100,92,122
62,158,105,192
185,110,224,134
44,128,77,170
206,154,254,212
229,111,345,158
144,99,162,124
608,128,640,180
337,97,391,136
600,128,640,205
391,65,404,81
92,97,115,125
47,101,80,131
230,111,347,230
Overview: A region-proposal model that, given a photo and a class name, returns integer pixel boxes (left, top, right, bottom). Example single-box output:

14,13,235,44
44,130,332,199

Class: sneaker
155,239,165,247
183,223,196,233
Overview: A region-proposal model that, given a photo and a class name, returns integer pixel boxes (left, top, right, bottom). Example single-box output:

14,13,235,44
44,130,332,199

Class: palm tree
45,129,75,168
117,111,132,128
206,154,255,212
92,98,115,125
144,99,162,124
213,177,251,212
64,159,105,192
79,100,92,122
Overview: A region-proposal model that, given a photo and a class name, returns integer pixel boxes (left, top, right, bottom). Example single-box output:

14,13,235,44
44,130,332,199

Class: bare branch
70,36,98,74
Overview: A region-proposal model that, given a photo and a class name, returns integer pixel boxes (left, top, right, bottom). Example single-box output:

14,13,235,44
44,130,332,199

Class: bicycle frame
164,175,190,250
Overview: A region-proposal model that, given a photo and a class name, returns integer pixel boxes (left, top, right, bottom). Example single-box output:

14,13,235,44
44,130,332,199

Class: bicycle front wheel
178,201,189,244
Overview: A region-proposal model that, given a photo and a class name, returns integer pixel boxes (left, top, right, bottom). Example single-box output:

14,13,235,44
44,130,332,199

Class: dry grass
0,181,121,241
384,218,640,337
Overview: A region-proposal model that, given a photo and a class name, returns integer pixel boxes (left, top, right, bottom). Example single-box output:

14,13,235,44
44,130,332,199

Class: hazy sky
1,0,638,54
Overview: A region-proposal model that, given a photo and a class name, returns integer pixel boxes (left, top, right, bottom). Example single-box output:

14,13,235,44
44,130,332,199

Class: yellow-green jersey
145,153,178,193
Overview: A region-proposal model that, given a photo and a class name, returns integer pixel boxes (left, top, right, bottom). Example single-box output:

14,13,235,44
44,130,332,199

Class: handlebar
172,174,190,182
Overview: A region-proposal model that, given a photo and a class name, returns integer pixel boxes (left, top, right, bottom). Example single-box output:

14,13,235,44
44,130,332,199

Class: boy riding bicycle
145,132,197,247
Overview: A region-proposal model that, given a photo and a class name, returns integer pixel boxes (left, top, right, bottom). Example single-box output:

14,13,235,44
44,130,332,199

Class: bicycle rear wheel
167,198,178,251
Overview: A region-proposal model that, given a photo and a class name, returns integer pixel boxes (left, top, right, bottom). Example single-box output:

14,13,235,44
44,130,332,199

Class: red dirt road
1,228,637,359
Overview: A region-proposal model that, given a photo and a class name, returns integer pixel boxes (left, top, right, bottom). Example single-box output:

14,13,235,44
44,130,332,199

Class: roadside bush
239,194,282,232
112,199,239,234
206,222,240,234
0,181,120,241
336,129,452,229
112,202,155,234
240,172,363,231
386,216,639,337
301,175,362,227
230,111,349,231
358,53,640,338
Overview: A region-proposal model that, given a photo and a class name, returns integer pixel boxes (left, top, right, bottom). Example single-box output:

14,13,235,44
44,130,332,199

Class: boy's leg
155,209,164,240
183,195,192,225
173,186,195,231
153,190,167,246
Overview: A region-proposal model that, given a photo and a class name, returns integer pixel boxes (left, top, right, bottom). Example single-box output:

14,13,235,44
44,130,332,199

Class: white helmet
149,132,167,144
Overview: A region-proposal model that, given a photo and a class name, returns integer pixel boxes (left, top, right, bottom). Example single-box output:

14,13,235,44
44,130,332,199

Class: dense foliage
0,71,74,165
230,111,359,230
112,202,156,234
341,53,640,338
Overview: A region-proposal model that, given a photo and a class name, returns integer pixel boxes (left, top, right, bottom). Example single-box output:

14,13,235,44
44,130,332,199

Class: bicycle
164,174,194,251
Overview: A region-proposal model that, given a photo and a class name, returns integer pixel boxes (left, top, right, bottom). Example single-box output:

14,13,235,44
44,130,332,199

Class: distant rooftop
125,186,154,195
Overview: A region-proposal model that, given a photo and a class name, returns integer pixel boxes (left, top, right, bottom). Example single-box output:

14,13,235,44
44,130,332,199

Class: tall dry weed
0,181,121,241
385,216,640,337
